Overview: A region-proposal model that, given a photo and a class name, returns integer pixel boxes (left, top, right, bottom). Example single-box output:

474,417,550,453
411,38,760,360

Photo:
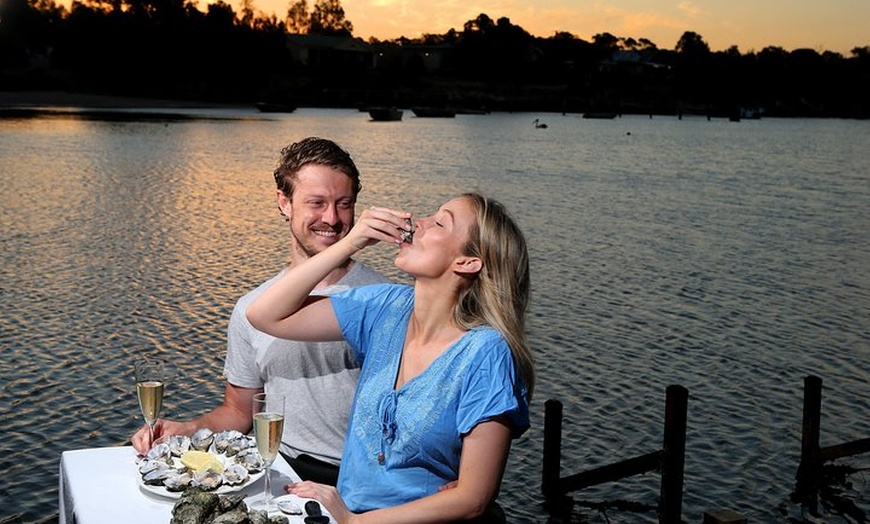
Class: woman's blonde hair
454,193,535,398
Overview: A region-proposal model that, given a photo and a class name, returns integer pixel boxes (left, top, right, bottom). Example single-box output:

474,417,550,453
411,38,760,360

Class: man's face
278,164,356,260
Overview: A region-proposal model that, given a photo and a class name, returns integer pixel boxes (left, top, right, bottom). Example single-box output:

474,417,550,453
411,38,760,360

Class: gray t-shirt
223,261,391,465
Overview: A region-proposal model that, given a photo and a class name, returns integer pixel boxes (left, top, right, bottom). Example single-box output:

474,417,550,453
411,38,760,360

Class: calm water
1,108,868,523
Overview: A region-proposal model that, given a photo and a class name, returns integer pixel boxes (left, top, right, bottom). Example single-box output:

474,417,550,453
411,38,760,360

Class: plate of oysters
136,428,265,499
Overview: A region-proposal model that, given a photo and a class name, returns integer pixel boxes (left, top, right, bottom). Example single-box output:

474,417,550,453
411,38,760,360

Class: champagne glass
252,392,285,511
135,358,165,448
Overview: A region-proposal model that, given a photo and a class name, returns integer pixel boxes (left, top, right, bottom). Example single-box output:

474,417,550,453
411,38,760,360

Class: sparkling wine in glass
135,358,165,447
252,392,285,511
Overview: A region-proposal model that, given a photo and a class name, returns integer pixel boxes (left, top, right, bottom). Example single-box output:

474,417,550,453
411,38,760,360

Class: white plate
137,452,265,500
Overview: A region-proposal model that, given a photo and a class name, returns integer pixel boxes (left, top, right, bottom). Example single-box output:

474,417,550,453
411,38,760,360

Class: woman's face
395,196,477,279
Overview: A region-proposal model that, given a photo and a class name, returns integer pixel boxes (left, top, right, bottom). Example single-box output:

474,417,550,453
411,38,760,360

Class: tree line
1,0,868,117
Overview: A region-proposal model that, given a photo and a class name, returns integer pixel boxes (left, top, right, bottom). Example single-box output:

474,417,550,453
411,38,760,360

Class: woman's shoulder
463,327,514,361
468,325,507,343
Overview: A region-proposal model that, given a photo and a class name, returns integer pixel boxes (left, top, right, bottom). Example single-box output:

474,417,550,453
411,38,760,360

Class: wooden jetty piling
796,374,870,509
542,385,689,524
542,375,869,522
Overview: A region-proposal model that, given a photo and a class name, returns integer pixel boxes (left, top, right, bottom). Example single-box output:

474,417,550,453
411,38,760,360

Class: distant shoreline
0,90,241,109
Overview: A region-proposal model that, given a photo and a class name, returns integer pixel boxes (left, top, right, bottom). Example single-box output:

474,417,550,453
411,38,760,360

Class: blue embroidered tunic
329,284,530,512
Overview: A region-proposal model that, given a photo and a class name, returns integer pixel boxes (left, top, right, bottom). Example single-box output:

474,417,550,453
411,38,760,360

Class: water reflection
1,109,868,523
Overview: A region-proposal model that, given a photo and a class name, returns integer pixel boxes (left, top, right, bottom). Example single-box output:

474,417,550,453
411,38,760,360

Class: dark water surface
1,108,868,523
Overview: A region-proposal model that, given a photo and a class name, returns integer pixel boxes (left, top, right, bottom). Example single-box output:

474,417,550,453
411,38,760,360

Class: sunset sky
235,0,868,55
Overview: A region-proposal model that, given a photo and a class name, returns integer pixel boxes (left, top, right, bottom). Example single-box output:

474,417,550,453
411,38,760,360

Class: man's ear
277,189,291,216
453,256,483,275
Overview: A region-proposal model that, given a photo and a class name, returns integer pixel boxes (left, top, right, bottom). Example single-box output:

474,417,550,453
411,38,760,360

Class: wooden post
796,375,822,511
659,385,688,524
542,399,563,502
799,375,822,470
799,375,823,474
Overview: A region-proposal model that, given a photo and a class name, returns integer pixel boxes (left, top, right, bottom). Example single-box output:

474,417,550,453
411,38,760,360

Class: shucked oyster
192,469,224,491
221,463,250,486
234,448,263,473
190,428,215,451
224,436,255,457
213,430,244,454
139,459,165,475
144,442,172,463
142,463,173,485
166,434,192,456
163,470,194,492
399,219,414,244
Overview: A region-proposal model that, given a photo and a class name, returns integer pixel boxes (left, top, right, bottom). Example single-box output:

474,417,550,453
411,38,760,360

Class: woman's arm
246,240,353,341
289,417,514,524
247,206,411,341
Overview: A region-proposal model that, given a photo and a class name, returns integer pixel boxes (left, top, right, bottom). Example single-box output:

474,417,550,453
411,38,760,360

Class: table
59,446,334,524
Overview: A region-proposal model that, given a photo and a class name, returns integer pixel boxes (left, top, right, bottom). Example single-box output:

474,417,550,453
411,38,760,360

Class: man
131,137,391,484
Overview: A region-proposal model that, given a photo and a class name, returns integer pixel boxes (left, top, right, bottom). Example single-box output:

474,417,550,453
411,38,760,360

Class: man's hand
131,419,187,454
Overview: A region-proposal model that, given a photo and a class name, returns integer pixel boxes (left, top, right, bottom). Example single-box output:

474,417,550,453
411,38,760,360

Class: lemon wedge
180,450,224,474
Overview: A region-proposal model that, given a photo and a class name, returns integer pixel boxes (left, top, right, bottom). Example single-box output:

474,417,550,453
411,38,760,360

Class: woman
247,193,534,523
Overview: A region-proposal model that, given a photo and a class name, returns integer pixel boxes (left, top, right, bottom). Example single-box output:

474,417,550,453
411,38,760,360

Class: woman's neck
397,291,465,389
409,281,462,343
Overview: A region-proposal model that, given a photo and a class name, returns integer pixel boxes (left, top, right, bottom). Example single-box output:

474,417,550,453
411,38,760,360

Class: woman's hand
286,481,354,524
343,206,412,251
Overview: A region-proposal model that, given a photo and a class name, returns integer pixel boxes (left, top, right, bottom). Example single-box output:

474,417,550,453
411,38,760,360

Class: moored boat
582,112,618,119
368,107,403,121
255,102,297,113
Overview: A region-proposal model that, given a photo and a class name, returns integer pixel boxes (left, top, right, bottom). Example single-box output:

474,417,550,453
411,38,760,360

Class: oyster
145,442,172,463
234,448,263,473
163,470,194,492
192,469,223,491
190,428,215,451
210,508,248,524
224,436,255,457
170,488,287,524
166,434,192,456
213,430,244,454
249,511,271,524
252,510,288,524
221,463,249,486
217,493,246,513
142,464,173,485
276,497,302,515
139,459,168,475
399,219,414,243
170,488,219,524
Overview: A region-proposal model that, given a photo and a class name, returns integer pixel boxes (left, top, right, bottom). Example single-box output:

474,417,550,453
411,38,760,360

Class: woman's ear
453,256,483,275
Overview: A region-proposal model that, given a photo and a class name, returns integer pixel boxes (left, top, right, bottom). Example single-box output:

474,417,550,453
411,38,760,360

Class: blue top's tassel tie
377,392,398,464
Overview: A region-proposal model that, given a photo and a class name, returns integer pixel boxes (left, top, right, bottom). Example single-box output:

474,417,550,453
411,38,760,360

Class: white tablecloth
59,446,332,524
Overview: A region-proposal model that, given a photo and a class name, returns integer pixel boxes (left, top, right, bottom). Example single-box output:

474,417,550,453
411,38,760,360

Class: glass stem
263,464,272,506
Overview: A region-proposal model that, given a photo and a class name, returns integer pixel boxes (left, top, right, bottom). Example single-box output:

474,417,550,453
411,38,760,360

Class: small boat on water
368,107,403,121
411,107,456,118
582,112,618,119
255,102,297,113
